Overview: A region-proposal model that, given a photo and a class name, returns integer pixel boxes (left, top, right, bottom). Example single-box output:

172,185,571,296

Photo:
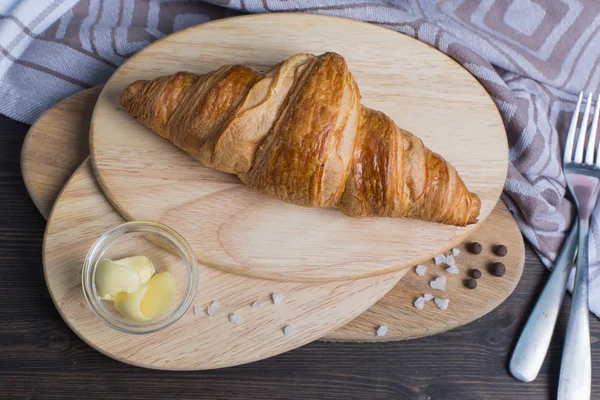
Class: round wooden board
24,87,524,343
326,201,524,342
44,159,406,369
21,86,101,218
90,13,508,283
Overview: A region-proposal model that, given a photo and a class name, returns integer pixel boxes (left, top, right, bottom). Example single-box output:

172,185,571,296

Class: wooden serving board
23,88,525,342
90,13,508,282
22,86,101,218
44,158,406,369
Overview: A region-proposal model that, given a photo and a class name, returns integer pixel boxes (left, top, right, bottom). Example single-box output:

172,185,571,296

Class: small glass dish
82,221,199,334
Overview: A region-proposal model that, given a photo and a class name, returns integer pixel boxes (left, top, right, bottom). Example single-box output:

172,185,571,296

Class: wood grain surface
22,88,524,342
44,159,406,369
5,113,600,399
90,14,508,282
21,86,101,218
327,201,524,342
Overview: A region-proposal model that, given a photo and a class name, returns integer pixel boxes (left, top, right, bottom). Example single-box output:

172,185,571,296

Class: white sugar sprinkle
414,297,425,310
284,325,296,335
376,325,388,337
272,293,284,304
429,276,446,291
452,248,460,257
446,264,459,274
434,298,450,310
434,254,446,265
415,265,427,276
229,313,243,324
251,300,261,308
423,293,433,301
193,306,204,316
207,301,220,316
434,254,455,266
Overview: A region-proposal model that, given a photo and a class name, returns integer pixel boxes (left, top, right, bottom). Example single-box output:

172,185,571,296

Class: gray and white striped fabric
2,1,600,316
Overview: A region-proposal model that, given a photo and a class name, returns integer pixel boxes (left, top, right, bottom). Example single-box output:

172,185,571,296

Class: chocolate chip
494,245,508,257
470,269,482,279
468,242,482,255
489,262,506,277
464,278,478,289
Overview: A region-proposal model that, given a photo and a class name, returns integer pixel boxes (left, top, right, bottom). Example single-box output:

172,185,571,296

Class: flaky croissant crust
120,52,480,226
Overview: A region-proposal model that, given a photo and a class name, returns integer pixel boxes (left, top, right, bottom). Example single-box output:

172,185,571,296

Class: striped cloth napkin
2,1,600,316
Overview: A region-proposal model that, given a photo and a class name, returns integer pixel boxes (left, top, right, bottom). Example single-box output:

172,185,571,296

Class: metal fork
559,91,600,400
508,94,594,383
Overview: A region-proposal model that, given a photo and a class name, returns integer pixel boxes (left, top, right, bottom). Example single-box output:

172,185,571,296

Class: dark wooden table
1,114,599,400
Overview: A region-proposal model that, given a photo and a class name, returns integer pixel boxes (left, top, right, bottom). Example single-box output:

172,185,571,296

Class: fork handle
558,218,591,400
509,222,578,382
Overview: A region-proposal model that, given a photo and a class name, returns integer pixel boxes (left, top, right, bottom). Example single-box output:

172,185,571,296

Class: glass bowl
82,221,199,334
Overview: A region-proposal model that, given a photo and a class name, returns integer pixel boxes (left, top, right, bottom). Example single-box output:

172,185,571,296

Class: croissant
120,52,481,226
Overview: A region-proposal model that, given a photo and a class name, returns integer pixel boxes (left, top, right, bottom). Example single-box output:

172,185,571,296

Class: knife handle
509,222,578,382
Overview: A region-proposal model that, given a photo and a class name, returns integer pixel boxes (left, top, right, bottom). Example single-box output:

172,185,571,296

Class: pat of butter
140,272,176,319
95,260,141,300
96,256,176,322
114,284,150,322
113,256,155,284
114,272,176,322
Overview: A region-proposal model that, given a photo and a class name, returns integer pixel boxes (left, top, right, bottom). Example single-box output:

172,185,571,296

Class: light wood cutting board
44,159,406,369
21,86,100,218
90,14,508,283
23,87,525,342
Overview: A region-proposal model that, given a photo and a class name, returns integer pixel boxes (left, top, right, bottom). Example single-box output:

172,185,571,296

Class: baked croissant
120,52,481,226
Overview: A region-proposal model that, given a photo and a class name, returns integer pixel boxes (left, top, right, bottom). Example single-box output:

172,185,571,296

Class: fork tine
574,92,593,163
586,93,599,164
592,93,600,166
565,92,584,164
